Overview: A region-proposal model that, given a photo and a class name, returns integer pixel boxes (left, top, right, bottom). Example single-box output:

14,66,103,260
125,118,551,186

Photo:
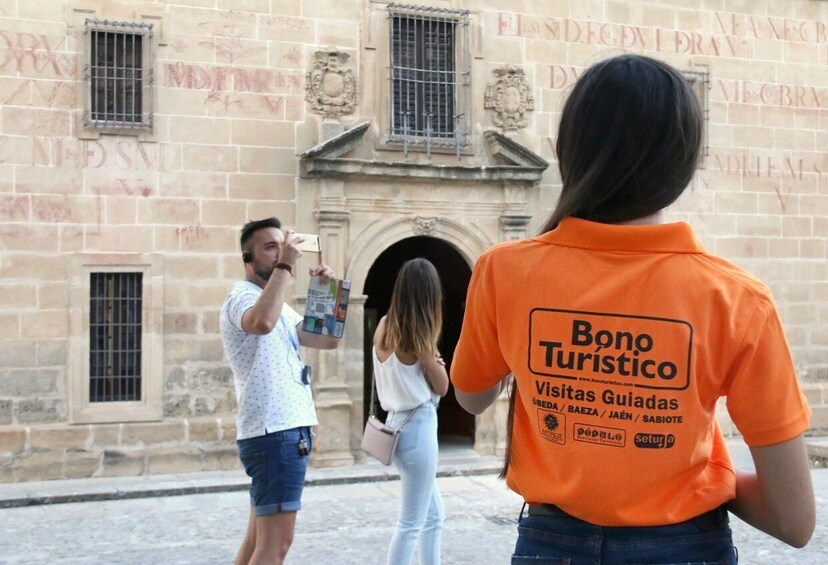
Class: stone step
806,439,828,469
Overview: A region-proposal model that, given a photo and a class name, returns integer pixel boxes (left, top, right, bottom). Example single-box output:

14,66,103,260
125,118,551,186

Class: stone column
343,294,367,455
307,208,354,467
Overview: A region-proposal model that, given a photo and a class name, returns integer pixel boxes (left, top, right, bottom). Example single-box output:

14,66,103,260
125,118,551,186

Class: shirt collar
534,217,706,254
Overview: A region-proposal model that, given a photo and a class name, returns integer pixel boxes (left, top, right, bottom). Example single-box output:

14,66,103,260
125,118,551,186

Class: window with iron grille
84,19,154,130
89,272,143,402
683,70,710,166
388,4,470,151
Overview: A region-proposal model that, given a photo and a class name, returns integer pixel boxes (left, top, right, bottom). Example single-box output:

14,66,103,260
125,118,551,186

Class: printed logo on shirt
537,408,566,445
528,309,693,391
634,432,676,449
574,423,626,447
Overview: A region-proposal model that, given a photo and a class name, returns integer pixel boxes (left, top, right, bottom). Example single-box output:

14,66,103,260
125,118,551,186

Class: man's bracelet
274,262,294,276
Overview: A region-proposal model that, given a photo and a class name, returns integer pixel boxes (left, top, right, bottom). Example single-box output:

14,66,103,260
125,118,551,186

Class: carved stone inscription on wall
305,50,357,118
484,67,534,130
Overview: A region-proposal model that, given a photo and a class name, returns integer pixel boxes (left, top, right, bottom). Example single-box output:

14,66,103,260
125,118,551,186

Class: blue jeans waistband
525,503,729,532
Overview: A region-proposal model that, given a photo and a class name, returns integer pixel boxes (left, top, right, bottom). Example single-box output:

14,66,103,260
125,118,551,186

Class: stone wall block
201,311,220,334
36,340,68,367
164,393,192,417
15,398,63,424
164,338,226,365
201,200,246,226
0,315,20,339
13,450,64,482
0,454,15,483
0,369,59,396
188,418,219,442
0,429,27,454
146,446,204,474
809,405,828,432
159,172,227,199
165,256,221,279
202,444,240,470
219,418,236,441
121,421,186,446
0,225,60,253
64,449,102,479
231,119,296,147
91,424,121,447
21,310,69,339
169,117,231,145
30,426,90,450
182,145,238,173
0,400,13,425
101,449,146,477
137,198,200,226
187,285,231,308
0,342,37,368
228,173,296,201
165,312,198,335
84,226,154,253
0,137,33,167
239,147,297,175
1,107,70,137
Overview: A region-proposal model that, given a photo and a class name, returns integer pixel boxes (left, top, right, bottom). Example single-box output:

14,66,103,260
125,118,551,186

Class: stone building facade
0,0,826,482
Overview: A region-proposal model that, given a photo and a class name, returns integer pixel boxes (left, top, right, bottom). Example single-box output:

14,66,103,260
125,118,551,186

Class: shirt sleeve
226,289,259,331
450,249,511,393
725,295,811,447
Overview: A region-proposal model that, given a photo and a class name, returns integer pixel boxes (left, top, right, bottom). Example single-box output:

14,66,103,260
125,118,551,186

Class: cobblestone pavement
1,468,827,564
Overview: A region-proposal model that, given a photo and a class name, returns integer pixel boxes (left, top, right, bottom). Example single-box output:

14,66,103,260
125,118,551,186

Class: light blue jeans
386,402,444,565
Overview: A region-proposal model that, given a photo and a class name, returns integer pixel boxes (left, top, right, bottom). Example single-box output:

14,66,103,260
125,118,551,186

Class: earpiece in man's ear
242,250,252,263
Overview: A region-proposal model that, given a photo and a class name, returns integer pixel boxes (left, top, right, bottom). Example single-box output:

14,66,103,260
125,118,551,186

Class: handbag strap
369,357,422,432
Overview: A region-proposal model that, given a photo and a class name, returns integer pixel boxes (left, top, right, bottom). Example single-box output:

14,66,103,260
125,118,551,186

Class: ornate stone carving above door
414,216,439,236
484,67,535,130
305,50,357,118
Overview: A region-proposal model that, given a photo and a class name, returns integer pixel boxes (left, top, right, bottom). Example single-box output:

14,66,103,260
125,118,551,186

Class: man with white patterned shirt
220,217,340,565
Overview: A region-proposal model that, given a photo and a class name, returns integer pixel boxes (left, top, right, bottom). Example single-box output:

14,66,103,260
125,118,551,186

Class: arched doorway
362,236,474,444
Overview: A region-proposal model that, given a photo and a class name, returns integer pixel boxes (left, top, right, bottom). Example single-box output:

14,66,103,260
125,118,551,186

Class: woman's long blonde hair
381,258,443,355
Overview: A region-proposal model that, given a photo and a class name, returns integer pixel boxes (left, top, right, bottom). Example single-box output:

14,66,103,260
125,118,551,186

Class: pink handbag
360,372,416,466
360,414,401,466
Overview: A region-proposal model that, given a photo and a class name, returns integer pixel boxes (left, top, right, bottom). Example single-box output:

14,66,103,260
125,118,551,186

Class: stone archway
345,216,491,447
345,215,491,293
362,236,474,442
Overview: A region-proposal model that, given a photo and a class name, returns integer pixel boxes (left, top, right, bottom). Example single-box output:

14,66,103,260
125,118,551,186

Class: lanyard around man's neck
280,315,300,356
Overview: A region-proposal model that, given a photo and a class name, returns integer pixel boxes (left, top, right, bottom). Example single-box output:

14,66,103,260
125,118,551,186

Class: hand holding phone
294,233,321,253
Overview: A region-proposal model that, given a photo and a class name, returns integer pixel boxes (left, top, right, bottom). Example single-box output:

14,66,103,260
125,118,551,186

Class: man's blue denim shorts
237,426,312,516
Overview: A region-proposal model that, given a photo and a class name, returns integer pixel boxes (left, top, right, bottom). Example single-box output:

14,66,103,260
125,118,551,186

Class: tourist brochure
303,276,350,338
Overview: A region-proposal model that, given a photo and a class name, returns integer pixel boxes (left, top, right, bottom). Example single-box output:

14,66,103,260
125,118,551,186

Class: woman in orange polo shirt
451,54,815,564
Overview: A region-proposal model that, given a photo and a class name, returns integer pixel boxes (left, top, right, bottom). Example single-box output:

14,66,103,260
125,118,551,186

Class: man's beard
254,264,274,281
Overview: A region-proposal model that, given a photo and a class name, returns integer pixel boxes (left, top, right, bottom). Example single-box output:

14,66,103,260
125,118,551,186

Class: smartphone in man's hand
294,233,321,253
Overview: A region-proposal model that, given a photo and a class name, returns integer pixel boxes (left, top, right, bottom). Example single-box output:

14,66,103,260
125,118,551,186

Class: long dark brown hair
500,54,703,478
382,258,443,356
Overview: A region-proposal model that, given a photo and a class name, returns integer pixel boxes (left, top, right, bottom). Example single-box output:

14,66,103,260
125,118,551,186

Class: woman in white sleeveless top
373,258,449,565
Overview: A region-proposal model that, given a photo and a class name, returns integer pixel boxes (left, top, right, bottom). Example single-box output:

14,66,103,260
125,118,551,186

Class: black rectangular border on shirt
527,308,693,392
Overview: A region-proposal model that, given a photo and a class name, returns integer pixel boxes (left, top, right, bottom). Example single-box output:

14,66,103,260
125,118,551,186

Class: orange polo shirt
451,217,811,527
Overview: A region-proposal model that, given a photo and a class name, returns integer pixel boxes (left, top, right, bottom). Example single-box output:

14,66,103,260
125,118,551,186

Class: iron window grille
387,3,471,155
683,70,710,165
89,272,143,402
83,19,154,130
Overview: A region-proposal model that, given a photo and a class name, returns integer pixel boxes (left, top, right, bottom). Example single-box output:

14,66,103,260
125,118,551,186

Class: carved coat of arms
305,50,357,118
484,67,535,130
